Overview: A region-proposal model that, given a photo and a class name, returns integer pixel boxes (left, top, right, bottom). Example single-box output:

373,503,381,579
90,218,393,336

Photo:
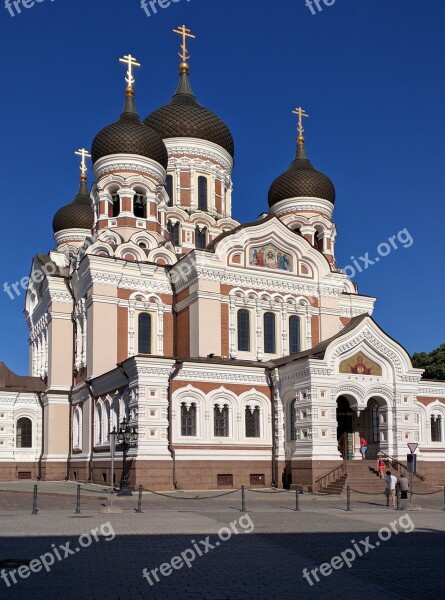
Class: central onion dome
91,89,168,168
144,62,234,158
268,139,335,207
53,175,94,233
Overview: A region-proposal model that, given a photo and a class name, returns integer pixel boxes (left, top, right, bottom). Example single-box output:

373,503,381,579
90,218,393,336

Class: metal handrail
379,451,426,481
315,462,346,491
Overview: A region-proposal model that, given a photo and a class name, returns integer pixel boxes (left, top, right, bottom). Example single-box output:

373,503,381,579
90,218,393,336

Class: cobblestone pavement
0,484,444,599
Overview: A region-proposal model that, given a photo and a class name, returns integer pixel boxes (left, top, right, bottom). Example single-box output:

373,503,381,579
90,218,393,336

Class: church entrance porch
337,396,386,460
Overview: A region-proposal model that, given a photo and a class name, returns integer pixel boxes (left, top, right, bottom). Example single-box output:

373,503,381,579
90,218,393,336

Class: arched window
431,414,442,442
245,405,260,438
95,404,103,446
103,402,111,443
371,402,380,443
289,316,301,354
314,229,324,252
181,402,197,436
198,176,208,211
237,309,250,352
73,407,82,449
214,404,229,437
133,194,146,218
112,194,120,217
165,175,174,205
195,227,207,250
263,312,276,354
168,221,180,247
16,417,32,448
138,313,152,354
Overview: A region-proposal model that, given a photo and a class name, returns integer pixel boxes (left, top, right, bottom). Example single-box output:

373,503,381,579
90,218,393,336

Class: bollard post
295,488,301,512
241,485,246,513
136,484,143,513
396,485,401,511
32,484,38,515
346,486,352,511
75,484,81,514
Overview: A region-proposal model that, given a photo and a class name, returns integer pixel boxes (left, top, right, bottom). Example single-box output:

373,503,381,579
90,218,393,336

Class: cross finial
292,106,309,143
173,25,196,62
119,54,141,91
75,148,91,179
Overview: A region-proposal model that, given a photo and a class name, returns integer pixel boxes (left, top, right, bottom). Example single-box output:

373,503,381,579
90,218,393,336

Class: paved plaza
0,482,444,599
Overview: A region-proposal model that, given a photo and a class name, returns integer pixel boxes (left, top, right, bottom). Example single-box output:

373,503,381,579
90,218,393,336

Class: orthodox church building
1,30,444,490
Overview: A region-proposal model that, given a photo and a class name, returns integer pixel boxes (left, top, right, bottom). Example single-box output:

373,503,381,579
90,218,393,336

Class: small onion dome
144,62,234,158
268,140,335,207
91,89,168,168
52,176,94,233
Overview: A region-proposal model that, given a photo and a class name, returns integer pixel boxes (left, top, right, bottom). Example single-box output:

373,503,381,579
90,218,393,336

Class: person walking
398,473,410,500
377,457,386,479
385,470,398,508
360,436,368,459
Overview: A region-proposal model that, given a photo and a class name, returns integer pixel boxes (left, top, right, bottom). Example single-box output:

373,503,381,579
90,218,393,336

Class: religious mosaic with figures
339,352,383,376
249,244,292,271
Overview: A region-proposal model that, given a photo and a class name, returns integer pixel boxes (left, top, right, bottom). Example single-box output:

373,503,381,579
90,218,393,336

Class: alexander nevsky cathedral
1,28,444,491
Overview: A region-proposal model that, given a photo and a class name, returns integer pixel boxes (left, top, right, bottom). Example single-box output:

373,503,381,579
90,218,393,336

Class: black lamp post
115,417,138,496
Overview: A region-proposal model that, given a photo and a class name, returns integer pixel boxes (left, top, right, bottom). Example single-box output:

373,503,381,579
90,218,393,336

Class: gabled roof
0,363,45,393
207,214,274,251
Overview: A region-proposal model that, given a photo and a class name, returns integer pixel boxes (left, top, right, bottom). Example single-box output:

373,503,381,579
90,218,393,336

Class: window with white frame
138,313,152,354
214,403,230,437
245,405,261,438
181,402,197,437
263,312,276,354
95,403,103,446
431,413,443,442
237,309,250,352
16,417,32,448
73,406,82,450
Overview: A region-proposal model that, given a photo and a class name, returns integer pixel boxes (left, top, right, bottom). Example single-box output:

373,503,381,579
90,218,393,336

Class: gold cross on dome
75,148,91,176
292,106,309,139
119,54,141,89
173,25,196,62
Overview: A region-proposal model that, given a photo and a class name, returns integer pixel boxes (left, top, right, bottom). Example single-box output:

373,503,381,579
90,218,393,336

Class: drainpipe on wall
36,391,44,480
168,359,183,489
266,367,278,488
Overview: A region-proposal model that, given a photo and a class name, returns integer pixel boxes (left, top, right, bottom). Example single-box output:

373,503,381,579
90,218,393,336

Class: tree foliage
412,344,445,380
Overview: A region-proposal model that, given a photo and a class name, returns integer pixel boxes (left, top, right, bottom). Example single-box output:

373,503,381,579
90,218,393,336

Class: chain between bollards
346,485,352,511
32,484,38,515
295,488,301,511
136,484,143,513
241,485,246,512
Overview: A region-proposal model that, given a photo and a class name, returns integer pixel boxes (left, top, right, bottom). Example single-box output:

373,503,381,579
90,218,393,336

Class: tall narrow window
195,227,207,250
165,175,174,205
181,403,197,436
314,230,324,252
237,309,250,352
290,399,298,441
198,176,208,211
245,405,260,438
431,415,442,442
133,194,146,218
289,316,301,354
168,221,180,247
138,313,152,354
263,312,276,354
112,194,120,217
214,404,229,437
16,417,32,448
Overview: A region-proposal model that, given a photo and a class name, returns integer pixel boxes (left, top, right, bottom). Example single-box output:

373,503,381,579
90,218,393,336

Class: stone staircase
320,460,438,495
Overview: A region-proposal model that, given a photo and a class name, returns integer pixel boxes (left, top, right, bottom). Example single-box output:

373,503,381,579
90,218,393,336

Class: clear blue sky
0,0,444,375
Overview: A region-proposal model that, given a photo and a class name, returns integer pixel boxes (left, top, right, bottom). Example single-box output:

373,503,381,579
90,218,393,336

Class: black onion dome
144,66,234,158
268,142,335,207
91,92,168,168
53,178,94,233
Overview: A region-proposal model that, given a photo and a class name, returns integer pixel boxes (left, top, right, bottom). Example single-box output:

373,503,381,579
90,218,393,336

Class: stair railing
315,461,346,492
379,451,426,481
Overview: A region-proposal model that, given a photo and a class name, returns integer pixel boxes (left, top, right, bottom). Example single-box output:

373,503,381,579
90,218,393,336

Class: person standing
377,457,386,479
360,436,368,459
385,470,398,508
398,473,410,500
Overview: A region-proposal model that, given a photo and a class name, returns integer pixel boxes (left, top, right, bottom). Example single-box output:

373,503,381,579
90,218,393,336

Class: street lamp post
116,417,138,497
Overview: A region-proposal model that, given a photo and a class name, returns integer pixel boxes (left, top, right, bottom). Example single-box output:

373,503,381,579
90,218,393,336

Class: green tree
412,344,445,380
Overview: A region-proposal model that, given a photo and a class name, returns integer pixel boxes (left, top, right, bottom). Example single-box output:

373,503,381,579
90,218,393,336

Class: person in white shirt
385,471,398,508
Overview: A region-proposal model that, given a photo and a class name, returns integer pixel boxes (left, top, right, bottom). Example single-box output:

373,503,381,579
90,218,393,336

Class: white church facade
1,31,444,490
